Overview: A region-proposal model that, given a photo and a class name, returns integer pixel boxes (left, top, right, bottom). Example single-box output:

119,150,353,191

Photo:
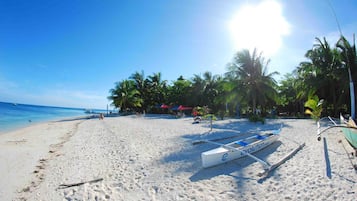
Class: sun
228,0,290,57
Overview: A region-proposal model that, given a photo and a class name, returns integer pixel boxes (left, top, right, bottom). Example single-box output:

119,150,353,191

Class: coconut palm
130,71,149,112
202,72,220,108
146,72,168,108
108,79,143,112
227,48,278,114
278,72,304,115
315,38,345,115
167,76,192,106
337,35,357,118
297,37,348,116
191,74,205,106
193,72,220,108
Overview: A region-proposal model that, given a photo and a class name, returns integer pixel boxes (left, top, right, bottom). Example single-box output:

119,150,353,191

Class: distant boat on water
84,108,108,114
12,103,17,106
84,109,93,114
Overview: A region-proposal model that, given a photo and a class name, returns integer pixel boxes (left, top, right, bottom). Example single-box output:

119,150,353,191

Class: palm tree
190,72,220,109
146,72,168,108
297,37,347,116
315,38,344,116
202,72,220,109
213,75,233,118
191,74,205,106
227,48,278,114
108,79,143,112
130,71,149,112
167,76,192,106
278,72,303,115
337,35,357,118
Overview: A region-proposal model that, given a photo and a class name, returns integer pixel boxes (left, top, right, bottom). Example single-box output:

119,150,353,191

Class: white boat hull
202,133,279,168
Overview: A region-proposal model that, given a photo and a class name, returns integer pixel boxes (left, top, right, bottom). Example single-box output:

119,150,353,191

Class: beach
0,115,356,201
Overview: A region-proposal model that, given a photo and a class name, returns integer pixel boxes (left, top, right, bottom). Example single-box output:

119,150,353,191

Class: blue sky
0,0,356,109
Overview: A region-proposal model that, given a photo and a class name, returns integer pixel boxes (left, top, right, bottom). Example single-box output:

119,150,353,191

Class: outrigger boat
201,130,280,168
317,115,357,153
196,127,305,176
340,116,357,150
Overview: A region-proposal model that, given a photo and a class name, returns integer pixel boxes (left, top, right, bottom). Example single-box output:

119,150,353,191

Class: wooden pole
258,143,305,177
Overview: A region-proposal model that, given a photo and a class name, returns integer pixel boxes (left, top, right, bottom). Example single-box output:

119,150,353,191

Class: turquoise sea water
0,102,100,133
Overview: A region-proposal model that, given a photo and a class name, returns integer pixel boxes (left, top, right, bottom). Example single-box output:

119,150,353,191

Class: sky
0,0,356,109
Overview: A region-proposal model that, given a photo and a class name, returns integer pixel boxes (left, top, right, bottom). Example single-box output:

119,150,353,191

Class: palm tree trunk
332,84,338,117
348,68,355,119
252,96,257,114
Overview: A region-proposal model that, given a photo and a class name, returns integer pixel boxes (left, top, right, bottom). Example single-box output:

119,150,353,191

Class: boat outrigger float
195,127,305,177
317,115,357,155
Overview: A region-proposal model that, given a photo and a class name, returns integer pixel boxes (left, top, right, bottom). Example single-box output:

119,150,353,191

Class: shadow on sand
323,137,332,179
189,141,282,182
162,119,286,186
55,115,98,122
183,119,286,142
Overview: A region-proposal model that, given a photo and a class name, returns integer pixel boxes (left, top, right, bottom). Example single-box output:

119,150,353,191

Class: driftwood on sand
57,178,103,189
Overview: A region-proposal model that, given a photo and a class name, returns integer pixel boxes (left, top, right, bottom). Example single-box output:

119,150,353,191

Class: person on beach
192,110,201,124
99,113,104,120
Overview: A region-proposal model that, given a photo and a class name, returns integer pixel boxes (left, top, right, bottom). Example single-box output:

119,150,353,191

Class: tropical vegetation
108,35,357,120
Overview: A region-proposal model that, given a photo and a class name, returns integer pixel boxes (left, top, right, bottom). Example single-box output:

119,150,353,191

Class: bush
193,106,209,116
248,114,265,124
217,110,229,120
203,114,217,121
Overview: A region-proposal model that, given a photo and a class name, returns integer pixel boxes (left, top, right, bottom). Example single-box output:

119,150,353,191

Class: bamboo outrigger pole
201,139,305,177
202,139,271,169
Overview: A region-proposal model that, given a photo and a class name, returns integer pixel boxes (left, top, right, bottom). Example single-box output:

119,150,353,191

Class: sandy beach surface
0,115,356,201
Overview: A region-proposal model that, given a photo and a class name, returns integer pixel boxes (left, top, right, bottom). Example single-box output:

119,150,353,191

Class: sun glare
228,0,290,56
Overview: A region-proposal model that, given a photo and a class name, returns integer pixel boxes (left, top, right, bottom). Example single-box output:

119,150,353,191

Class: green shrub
203,114,217,121
217,109,229,120
304,94,323,121
248,114,265,124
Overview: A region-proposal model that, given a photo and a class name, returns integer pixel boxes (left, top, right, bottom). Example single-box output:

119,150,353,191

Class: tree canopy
108,35,357,119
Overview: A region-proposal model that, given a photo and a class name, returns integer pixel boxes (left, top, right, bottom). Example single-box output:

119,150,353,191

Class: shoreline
0,116,87,200
0,114,97,135
1,115,356,200
0,101,108,135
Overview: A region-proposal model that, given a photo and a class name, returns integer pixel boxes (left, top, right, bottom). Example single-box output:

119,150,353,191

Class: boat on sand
341,117,357,150
201,130,280,168
195,126,305,177
317,115,357,152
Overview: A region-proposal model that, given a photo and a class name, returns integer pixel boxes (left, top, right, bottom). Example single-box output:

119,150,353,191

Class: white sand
0,115,356,200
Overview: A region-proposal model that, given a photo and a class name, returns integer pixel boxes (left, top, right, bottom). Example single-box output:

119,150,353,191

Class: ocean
0,102,103,133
